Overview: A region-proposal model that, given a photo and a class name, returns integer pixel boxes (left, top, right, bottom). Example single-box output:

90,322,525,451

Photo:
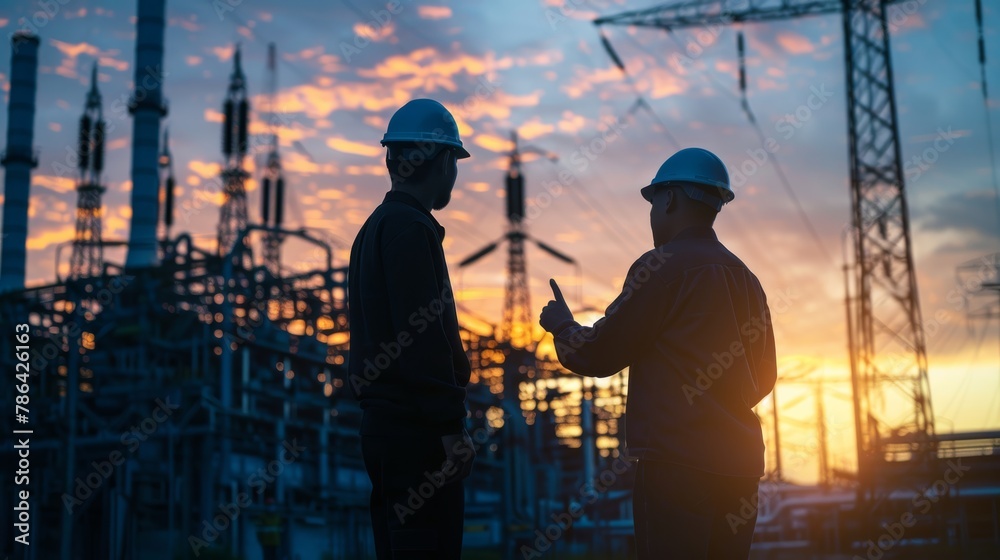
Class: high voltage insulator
274,177,284,226
164,175,175,228
92,120,105,173
237,99,249,155
737,31,747,94
78,114,91,170
261,177,271,224
506,173,524,223
223,99,234,157
599,31,625,72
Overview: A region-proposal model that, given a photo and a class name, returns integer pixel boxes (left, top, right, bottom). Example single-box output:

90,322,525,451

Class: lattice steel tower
70,63,106,279
218,45,250,258
596,0,936,500
459,131,574,350
260,42,285,275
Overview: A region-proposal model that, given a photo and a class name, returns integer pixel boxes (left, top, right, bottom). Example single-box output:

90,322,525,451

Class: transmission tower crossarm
594,0,843,31
459,237,505,268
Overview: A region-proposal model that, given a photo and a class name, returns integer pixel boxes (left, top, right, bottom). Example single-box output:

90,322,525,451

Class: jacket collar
672,224,717,242
383,189,446,241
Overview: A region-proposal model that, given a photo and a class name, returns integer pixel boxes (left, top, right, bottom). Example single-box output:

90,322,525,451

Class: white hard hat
381,98,470,159
641,147,733,210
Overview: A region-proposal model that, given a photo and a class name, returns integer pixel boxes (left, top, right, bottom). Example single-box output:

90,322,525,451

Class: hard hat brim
380,134,470,159
641,181,734,205
640,184,656,202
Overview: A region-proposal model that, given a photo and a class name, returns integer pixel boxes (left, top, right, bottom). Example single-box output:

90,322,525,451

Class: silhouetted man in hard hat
348,98,476,560
540,147,777,559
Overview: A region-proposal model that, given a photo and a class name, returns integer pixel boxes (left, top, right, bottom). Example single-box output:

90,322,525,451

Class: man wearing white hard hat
349,98,475,559
540,147,777,559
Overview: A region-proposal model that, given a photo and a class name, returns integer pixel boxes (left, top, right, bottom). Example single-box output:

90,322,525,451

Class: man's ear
662,187,675,213
437,148,452,173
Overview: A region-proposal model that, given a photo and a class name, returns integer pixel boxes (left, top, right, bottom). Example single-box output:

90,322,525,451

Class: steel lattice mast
218,45,251,259
595,0,935,497
70,63,107,279
458,132,575,350
260,42,285,275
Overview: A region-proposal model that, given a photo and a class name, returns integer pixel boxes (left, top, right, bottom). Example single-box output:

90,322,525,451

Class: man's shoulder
366,202,435,240
647,237,756,283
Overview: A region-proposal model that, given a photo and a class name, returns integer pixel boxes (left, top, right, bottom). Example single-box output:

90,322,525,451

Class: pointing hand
540,278,574,333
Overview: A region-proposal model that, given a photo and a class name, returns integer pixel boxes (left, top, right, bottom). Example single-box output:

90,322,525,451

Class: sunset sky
1,0,998,483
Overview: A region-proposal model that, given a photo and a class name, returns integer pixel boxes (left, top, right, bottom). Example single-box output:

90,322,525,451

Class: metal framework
459,132,574,350
596,0,935,501
218,45,251,264
260,43,285,276
70,64,108,280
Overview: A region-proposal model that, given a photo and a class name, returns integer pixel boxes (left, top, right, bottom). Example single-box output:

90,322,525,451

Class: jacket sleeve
382,221,467,434
553,252,671,377
743,297,777,408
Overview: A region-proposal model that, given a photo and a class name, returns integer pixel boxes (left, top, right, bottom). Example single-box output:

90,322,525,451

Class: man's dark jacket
552,225,777,477
348,190,471,436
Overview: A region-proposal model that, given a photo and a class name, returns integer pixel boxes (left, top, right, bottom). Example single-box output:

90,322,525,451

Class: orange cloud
641,67,689,99
345,165,385,176
211,45,235,61
518,117,554,141
776,32,815,55
358,47,499,92
204,108,223,123
51,39,99,60
188,161,222,179
317,188,346,200
557,111,587,134
455,90,544,122
561,66,625,99
326,137,382,157
473,134,514,153
27,224,76,250
168,16,202,32
353,21,396,42
418,6,452,19
282,152,339,176
34,175,76,193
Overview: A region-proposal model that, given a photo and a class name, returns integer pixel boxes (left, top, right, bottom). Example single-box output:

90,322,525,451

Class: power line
973,0,1000,241
734,29,835,266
